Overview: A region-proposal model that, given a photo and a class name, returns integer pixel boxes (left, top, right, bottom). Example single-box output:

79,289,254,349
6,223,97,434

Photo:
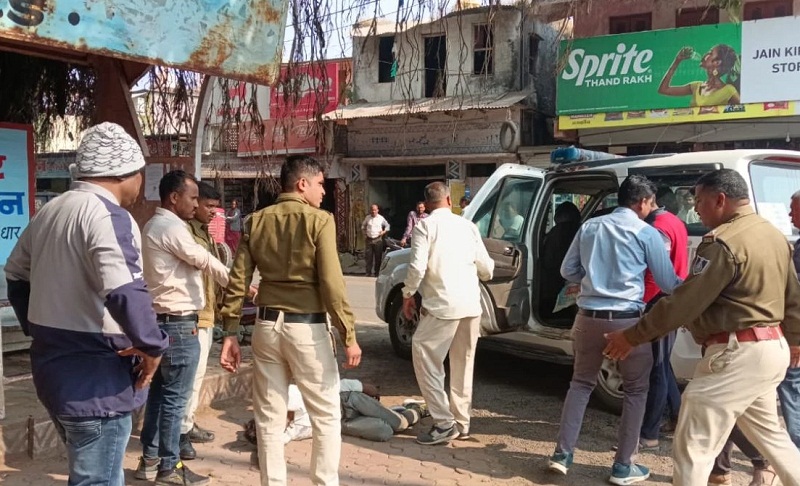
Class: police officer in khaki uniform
217,155,362,486
605,169,800,486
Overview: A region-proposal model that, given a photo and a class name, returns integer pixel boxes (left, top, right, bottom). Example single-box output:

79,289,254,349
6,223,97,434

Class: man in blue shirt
548,175,681,485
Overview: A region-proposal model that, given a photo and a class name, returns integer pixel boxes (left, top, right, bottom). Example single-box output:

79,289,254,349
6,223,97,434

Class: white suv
375,149,800,412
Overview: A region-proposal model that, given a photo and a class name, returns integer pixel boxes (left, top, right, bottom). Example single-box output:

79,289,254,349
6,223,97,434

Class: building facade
327,5,567,248
560,0,800,154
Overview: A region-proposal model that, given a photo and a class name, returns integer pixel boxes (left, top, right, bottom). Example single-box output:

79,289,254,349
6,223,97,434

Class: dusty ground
1,276,757,485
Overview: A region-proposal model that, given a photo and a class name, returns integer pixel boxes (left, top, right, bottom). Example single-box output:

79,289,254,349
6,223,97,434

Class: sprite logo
562,43,654,87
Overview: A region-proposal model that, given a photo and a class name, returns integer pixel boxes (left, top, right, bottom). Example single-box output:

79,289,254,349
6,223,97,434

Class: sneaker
400,408,420,427
179,434,197,460
187,424,215,443
403,399,430,418
134,456,160,481
749,467,777,486
708,473,732,485
155,462,211,486
609,463,650,485
416,424,459,445
547,452,573,475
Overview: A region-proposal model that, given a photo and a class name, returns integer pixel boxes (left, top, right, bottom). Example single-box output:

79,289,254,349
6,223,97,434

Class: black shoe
155,462,210,486
187,424,215,443
179,434,196,461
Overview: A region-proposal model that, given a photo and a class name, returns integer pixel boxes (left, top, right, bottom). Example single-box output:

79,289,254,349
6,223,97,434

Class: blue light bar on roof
551,146,620,164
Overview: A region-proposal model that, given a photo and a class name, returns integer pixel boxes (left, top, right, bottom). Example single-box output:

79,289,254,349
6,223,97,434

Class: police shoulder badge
692,255,710,275
701,231,716,244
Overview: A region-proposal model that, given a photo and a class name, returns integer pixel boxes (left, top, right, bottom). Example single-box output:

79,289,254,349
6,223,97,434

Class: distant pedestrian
638,187,687,450
362,204,390,277
400,201,427,247
226,199,243,251
137,171,229,486
179,181,225,461
219,155,361,486
605,169,800,486
5,122,168,486
402,181,494,445
549,175,681,485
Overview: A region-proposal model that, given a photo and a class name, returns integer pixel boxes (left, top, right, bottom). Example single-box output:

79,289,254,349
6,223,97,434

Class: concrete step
0,348,253,466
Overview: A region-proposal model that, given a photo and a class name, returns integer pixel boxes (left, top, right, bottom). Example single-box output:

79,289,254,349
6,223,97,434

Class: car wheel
388,292,417,360
594,358,624,415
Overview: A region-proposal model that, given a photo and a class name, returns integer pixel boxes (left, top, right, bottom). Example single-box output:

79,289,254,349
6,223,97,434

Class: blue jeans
640,330,681,440
140,321,200,471
52,413,132,486
341,391,404,442
778,366,800,449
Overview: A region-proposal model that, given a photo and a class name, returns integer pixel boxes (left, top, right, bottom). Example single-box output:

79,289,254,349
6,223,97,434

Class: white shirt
403,207,494,319
143,208,229,315
362,214,390,239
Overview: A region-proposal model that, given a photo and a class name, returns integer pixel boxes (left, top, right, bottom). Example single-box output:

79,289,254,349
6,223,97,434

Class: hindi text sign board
0,0,289,84
0,124,35,301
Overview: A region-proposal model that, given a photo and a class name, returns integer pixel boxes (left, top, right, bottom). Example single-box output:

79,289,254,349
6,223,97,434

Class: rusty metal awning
324,91,533,121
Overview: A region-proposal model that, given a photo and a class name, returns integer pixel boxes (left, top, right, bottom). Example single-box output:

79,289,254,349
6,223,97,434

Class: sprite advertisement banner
557,23,742,115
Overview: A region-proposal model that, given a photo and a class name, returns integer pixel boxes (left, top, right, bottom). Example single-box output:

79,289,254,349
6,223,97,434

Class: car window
630,166,716,236
472,176,541,242
750,161,800,236
473,184,501,238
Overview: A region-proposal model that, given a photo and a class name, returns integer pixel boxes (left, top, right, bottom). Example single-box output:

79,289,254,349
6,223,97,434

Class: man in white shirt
402,182,494,445
362,204,390,277
136,171,229,486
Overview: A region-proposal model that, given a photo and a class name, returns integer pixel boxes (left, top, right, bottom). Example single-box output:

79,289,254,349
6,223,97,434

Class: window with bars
378,36,396,83
528,34,542,75
473,24,494,75
675,6,719,27
609,13,652,34
744,0,793,20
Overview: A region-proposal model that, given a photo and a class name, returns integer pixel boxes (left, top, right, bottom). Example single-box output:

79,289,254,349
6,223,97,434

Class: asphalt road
344,275,756,485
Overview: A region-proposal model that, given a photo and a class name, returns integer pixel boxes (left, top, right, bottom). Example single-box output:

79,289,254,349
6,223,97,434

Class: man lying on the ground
245,379,429,447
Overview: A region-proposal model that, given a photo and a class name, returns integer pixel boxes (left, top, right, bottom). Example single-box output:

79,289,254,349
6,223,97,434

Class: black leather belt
156,313,198,323
578,308,643,320
257,307,326,323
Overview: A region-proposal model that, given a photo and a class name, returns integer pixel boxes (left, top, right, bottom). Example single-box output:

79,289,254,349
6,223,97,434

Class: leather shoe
188,424,215,443
179,434,196,461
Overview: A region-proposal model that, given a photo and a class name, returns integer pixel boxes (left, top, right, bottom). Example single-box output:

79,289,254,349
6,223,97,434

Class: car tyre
594,358,624,415
388,292,418,360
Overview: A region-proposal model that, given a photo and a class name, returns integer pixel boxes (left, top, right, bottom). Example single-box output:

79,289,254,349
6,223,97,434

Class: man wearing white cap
5,122,169,486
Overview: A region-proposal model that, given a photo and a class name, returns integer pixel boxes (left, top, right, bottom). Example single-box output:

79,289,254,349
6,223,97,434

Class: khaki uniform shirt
624,206,800,347
219,193,357,346
188,219,221,328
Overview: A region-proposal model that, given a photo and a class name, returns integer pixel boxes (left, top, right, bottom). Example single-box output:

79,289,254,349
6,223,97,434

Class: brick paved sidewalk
0,396,533,486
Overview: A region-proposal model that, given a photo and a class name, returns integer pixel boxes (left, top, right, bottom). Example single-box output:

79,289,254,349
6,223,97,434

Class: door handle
503,247,515,256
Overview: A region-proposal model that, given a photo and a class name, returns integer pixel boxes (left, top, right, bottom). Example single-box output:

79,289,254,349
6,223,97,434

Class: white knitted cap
69,122,145,179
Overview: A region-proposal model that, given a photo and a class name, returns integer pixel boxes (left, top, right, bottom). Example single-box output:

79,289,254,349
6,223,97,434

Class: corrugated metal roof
324,91,533,121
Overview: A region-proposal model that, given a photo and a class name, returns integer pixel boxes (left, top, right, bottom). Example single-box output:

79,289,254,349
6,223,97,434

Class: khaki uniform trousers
412,311,481,434
252,312,341,486
672,335,800,486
